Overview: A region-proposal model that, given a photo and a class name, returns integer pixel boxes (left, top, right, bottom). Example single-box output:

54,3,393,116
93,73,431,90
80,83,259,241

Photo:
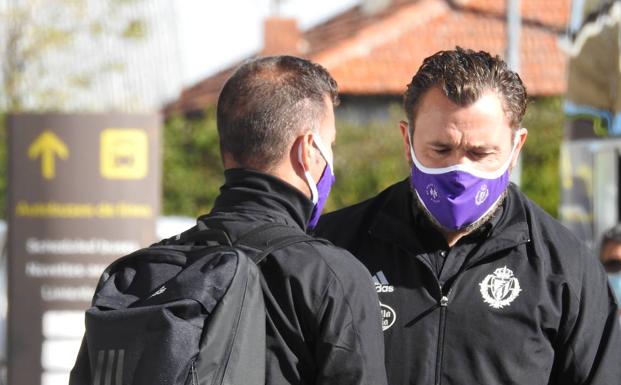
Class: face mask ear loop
298,140,319,204
503,129,523,171
407,126,419,166
312,134,334,174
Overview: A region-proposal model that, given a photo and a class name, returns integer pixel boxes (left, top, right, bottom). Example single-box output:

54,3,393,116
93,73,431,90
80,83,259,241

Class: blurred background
1,0,621,384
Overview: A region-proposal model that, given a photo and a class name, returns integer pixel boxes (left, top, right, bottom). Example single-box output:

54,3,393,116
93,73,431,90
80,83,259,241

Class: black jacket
202,169,387,385
315,179,621,385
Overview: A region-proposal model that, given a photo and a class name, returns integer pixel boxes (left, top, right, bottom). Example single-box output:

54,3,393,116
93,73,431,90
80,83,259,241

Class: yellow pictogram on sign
100,129,148,179
28,130,69,180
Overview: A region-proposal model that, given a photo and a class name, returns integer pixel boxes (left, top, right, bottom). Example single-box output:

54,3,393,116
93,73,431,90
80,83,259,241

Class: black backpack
69,222,312,385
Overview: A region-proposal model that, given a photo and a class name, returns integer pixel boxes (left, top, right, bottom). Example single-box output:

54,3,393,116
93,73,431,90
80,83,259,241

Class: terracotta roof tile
165,0,570,115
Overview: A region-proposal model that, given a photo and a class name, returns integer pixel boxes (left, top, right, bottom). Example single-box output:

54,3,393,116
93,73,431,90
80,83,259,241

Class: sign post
7,113,161,385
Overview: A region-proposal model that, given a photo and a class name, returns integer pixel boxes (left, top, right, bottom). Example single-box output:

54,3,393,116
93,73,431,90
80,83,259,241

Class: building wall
335,95,403,125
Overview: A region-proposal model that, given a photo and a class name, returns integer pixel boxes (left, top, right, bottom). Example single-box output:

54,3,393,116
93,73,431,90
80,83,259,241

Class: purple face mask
409,132,519,231
298,134,335,229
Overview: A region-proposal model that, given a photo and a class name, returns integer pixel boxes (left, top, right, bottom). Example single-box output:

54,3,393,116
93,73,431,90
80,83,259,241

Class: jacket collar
369,179,530,259
209,168,314,231
474,184,531,260
367,179,425,254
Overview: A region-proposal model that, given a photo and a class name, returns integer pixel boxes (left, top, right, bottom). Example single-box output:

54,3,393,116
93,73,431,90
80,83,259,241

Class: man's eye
434,148,451,154
469,151,490,158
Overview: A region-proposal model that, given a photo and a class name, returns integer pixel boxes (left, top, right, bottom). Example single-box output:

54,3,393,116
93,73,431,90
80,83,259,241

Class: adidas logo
92,349,125,385
148,285,166,299
372,271,394,293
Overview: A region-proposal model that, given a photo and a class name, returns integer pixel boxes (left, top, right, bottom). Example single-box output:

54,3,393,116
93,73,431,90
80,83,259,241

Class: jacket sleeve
553,246,621,384
312,250,388,385
69,337,91,385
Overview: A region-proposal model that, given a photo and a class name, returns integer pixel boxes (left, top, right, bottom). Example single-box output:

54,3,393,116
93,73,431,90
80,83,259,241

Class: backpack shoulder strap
234,223,313,264
160,221,233,247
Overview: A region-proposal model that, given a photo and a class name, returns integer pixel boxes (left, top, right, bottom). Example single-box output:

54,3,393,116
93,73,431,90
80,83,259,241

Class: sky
175,0,359,86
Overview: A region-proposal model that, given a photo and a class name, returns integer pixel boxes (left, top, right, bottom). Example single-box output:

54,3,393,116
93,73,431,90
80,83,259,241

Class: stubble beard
411,185,507,237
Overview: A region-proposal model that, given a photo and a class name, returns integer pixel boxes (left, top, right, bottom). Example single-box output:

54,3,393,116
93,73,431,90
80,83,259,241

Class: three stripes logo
92,349,125,385
372,271,394,293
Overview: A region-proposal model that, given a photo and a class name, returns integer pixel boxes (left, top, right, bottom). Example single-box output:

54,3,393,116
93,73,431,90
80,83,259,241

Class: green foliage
0,98,565,220
163,109,224,217
521,97,564,217
160,99,564,219
327,111,408,212
329,98,565,217
0,0,147,111
161,108,408,217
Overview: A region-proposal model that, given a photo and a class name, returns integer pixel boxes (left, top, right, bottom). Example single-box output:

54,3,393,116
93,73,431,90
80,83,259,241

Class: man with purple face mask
315,47,621,385
204,55,387,385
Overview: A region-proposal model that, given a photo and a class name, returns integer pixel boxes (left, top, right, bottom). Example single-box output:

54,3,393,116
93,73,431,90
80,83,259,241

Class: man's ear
277,132,314,199
295,131,316,172
399,120,412,164
510,128,528,169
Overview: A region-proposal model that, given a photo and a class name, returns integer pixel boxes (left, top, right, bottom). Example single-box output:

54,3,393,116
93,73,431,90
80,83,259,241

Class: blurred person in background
315,47,621,385
600,224,621,315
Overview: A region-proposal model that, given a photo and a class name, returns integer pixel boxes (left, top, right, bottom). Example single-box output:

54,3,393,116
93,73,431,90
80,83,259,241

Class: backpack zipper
213,262,252,384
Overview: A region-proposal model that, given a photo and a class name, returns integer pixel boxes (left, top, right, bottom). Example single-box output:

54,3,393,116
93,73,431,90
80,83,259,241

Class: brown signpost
7,113,161,385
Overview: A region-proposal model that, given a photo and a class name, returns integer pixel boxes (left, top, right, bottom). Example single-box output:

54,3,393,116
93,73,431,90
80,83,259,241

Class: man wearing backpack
70,55,387,385
204,55,387,385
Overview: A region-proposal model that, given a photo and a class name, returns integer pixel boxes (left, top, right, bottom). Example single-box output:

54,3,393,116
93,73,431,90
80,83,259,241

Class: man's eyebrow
427,141,501,152
428,140,454,147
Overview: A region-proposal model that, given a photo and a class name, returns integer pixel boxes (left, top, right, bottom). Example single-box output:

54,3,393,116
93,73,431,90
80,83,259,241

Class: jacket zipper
401,233,529,385
435,283,449,385
430,241,525,385
416,260,449,385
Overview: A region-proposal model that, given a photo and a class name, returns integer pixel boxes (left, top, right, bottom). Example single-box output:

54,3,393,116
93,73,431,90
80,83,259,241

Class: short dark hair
217,55,338,170
602,224,621,248
403,47,527,132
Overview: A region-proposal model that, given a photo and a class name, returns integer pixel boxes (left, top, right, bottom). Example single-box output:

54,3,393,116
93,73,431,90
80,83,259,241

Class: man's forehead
414,103,512,137
415,88,509,121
